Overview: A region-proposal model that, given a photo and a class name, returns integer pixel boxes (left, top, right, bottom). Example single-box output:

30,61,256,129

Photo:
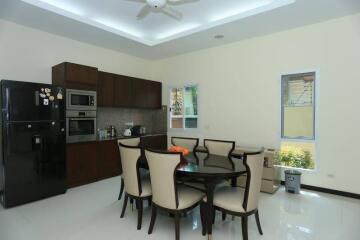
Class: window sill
274,165,316,173
168,128,199,132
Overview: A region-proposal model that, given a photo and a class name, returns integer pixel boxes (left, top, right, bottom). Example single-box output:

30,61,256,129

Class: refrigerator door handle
5,88,10,121
35,91,39,106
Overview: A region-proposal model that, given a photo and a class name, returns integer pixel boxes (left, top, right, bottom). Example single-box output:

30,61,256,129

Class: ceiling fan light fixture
146,0,167,9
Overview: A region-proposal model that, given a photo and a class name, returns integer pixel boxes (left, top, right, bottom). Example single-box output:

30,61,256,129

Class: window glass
170,88,183,129
282,73,315,140
276,141,315,170
184,86,198,128
170,85,198,129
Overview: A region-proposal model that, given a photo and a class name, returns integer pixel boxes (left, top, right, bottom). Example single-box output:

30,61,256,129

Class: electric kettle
123,128,132,137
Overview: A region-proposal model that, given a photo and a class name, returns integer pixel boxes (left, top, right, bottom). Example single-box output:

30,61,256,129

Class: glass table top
176,152,247,176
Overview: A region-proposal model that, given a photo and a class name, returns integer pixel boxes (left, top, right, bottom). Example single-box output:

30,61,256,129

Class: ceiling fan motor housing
146,0,167,9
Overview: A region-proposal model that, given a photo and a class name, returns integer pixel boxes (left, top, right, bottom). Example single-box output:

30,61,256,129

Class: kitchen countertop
67,133,167,144
97,133,167,141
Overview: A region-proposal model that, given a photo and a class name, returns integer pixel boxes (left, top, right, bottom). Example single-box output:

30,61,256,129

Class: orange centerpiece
168,146,190,156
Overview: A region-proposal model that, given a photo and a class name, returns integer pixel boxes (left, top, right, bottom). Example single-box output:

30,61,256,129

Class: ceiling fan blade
123,0,146,3
168,0,199,5
161,6,183,20
137,5,151,20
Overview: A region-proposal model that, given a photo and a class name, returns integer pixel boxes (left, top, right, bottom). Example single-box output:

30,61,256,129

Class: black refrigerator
0,80,66,208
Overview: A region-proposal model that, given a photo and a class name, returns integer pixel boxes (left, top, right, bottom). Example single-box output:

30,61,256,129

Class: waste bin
285,170,302,194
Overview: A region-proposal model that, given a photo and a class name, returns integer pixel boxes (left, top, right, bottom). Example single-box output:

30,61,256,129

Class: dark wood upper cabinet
131,77,148,108
97,72,161,109
52,62,98,91
52,62,161,109
145,80,162,109
132,78,162,109
97,71,115,107
114,74,132,107
98,72,133,107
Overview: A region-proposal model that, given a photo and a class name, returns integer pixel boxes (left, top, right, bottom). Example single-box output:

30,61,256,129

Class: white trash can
285,170,302,194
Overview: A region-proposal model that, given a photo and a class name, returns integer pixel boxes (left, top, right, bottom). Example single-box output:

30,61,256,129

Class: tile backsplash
97,106,167,135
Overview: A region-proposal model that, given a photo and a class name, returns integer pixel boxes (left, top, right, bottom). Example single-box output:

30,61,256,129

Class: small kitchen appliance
123,128,132,137
131,125,146,136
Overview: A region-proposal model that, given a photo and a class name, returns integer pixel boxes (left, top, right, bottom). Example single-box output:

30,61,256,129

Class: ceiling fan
125,0,199,20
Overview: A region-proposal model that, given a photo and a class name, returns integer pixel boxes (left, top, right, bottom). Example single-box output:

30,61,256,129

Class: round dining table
176,150,248,240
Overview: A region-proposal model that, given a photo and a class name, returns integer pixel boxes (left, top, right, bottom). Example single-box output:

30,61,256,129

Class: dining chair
119,143,152,230
203,149,265,240
203,139,235,157
204,139,236,183
171,136,199,153
117,137,141,201
145,149,205,240
203,139,236,221
171,137,205,191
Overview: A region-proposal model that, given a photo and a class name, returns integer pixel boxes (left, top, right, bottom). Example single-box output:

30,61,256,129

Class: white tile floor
0,177,359,240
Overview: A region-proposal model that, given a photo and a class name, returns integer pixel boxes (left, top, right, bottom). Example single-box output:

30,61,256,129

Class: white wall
154,13,360,194
0,19,155,84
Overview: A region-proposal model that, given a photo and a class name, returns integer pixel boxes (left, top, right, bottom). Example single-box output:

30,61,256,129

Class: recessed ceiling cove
21,0,296,46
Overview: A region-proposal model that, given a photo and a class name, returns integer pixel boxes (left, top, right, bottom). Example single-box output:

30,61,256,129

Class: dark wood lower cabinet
97,140,121,180
66,135,167,188
66,142,98,188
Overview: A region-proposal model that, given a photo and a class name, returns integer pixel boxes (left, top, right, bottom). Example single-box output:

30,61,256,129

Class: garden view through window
278,72,317,170
170,85,198,129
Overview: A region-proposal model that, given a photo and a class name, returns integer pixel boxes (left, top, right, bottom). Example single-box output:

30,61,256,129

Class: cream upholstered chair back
145,150,181,210
204,139,235,157
119,144,142,197
243,149,265,212
171,137,199,152
118,137,140,147
117,138,140,174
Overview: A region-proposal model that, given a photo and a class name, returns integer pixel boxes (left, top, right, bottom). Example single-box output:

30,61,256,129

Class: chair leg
137,199,143,230
120,194,128,218
200,202,206,236
130,198,134,211
118,178,124,200
222,212,226,221
241,216,248,240
148,205,157,234
212,209,216,224
255,210,263,235
231,177,237,187
174,213,180,240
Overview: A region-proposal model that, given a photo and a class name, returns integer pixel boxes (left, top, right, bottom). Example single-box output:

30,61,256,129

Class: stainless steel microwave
66,89,97,111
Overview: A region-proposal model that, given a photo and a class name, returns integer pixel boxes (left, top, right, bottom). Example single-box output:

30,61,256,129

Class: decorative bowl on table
168,146,190,156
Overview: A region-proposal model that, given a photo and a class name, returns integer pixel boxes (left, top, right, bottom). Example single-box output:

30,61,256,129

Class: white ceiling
18,0,296,46
1,0,360,59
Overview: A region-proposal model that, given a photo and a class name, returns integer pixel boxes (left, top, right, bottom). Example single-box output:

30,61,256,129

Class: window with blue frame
278,72,317,170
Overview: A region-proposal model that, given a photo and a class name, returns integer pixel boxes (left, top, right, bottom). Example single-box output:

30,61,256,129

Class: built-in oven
66,110,97,143
66,89,96,111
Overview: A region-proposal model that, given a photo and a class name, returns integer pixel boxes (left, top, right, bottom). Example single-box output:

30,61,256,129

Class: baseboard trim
280,181,360,200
